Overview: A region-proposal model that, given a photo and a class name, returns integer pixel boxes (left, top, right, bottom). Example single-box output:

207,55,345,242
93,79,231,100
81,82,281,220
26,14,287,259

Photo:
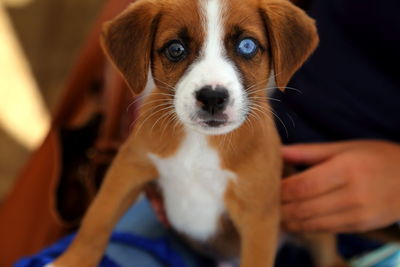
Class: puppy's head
102,0,318,135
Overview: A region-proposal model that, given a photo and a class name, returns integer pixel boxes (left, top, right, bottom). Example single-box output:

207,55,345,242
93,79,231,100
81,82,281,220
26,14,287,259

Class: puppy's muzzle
195,86,229,127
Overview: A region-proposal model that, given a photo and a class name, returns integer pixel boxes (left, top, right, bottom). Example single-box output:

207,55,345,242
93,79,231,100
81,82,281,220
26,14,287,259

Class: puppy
50,0,343,266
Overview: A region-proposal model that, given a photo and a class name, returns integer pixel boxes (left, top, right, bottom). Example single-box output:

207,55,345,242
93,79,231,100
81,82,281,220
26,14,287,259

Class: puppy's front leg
51,141,157,267
225,176,280,267
239,212,279,267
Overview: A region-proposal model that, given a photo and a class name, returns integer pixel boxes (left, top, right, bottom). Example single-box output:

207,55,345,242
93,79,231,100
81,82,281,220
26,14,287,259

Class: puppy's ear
259,0,319,90
101,0,160,94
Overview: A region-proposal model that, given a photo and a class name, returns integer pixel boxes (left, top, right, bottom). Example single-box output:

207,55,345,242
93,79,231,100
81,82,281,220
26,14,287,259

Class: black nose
195,86,229,115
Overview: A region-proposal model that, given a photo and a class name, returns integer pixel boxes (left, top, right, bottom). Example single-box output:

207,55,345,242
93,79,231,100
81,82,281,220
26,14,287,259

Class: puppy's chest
148,131,235,241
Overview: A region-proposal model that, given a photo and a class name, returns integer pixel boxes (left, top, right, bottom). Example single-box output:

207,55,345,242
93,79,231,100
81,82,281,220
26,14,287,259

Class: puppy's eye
237,38,258,59
165,41,186,62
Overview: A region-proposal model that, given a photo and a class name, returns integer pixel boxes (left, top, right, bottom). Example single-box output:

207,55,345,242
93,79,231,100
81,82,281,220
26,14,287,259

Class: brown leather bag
0,0,135,265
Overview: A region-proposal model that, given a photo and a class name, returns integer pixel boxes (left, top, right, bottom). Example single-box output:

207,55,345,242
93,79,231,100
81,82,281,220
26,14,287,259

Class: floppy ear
259,0,319,90
101,0,160,94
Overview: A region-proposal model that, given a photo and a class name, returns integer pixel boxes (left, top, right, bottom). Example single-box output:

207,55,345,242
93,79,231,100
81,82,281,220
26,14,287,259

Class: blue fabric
14,233,121,267
105,199,212,267
14,200,210,267
14,232,186,267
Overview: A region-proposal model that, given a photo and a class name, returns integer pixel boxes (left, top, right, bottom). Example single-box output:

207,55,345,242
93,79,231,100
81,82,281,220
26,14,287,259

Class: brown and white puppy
49,0,343,266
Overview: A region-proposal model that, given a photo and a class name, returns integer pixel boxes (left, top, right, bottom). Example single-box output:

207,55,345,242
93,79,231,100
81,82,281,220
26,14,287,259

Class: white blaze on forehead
197,0,242,90
202,0,225,62
198,0,237,88
173,0,247,135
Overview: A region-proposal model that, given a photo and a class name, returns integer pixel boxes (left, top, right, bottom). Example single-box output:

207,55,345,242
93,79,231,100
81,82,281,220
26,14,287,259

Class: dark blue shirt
272,0,400,144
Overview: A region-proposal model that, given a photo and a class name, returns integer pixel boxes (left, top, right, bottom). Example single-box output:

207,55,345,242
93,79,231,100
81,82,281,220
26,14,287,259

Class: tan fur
259,0,319,90
52,1,345,267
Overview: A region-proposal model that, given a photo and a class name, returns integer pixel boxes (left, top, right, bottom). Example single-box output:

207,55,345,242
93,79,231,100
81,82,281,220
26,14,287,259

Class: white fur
266,69,277,97
143,69,156,97
149,129,235,241
174,0,247,136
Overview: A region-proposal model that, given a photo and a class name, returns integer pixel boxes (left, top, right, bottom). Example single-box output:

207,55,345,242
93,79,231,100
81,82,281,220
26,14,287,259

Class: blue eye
165,41,186,62
237,38,258,58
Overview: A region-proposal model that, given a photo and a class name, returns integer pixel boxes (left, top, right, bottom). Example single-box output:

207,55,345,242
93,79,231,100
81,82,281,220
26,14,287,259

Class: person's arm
281,140,400,233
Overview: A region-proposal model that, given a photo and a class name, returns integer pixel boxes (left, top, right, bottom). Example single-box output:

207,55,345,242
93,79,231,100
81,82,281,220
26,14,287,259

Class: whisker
149,92,175,97
247,102,288,138
245,79,269,91
127,92,174,113
150,108,175,133
244,113,257,136
286,113,296,128
248,96,281,102
247,85,302,96
139,99,174,109
246,105,265,124
134,105,175,137
248,108,265,124
271,109,288,138
264,86,303,94
153,78,176,92
160,111,179,138
173,116,182,133
126,96,145,112
219,132,226,148
129,100,174,130
227,133,234,152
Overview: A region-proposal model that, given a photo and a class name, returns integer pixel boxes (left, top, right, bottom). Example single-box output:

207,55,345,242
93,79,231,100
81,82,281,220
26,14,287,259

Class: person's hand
281,140,400,233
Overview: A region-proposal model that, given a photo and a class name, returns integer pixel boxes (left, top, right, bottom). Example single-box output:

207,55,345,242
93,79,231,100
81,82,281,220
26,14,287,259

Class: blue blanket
15,232,186,267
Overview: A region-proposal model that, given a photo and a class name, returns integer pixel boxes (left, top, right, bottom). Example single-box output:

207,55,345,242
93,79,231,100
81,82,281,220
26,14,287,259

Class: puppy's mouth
201,119,228,128
177,98,244,135
182,111,242,135
197,112,230,128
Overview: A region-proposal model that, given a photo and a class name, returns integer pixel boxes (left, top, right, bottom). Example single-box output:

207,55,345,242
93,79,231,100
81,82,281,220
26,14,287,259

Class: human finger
281,161,346,203
282,187,352,222
283,208,371,233
282,142,350,165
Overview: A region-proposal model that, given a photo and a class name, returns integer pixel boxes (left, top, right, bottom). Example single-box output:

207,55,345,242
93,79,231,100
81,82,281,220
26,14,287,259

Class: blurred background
0,0,106,200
